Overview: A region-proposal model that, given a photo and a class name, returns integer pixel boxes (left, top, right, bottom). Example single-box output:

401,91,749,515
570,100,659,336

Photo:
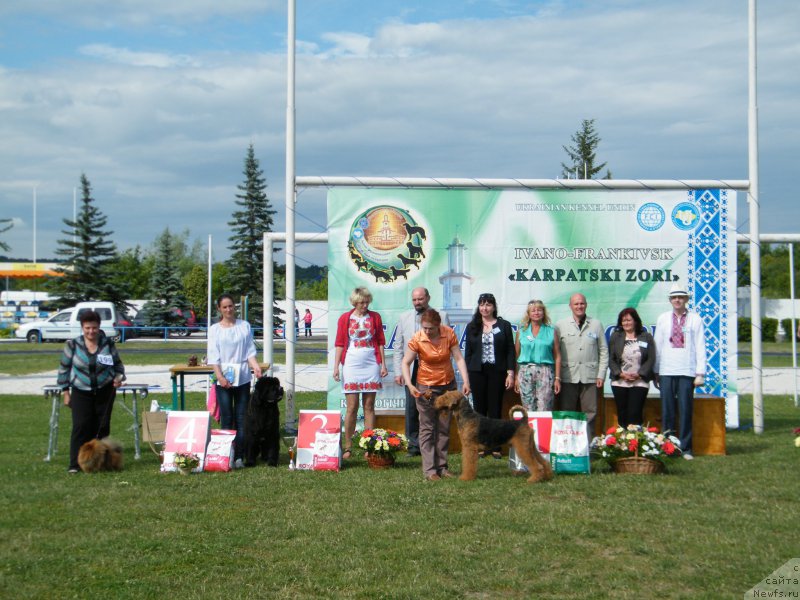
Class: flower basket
590,424,681,473
356,428,408,467
611,456,664,475
173,451,200,474
366,454,396,470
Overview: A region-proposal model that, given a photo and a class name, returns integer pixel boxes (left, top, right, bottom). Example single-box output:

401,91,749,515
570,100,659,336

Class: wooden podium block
378,391,727,457
600,395,726,456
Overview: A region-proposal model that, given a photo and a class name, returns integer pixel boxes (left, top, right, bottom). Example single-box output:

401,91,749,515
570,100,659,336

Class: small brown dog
77,438,124,473
434,390,553,483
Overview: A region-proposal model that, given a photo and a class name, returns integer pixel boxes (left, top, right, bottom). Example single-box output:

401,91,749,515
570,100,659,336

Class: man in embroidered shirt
555,293,608,443
653,283,706,460
393,287,449,456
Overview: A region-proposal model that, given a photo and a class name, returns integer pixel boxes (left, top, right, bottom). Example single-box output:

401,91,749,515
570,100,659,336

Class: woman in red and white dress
333,287,388,459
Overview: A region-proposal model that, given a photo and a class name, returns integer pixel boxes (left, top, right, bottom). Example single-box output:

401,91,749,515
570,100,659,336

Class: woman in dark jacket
57,310,125,473
464,292,515,458
608,307,656,427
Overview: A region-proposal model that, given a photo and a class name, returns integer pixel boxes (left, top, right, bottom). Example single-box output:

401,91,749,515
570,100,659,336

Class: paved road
1,363,330,395
3,365,797,397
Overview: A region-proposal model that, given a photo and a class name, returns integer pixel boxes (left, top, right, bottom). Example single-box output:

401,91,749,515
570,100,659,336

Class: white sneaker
683,452,694,461
233,458,245,469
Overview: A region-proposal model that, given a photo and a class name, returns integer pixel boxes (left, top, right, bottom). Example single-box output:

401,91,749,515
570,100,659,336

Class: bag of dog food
509,411,590,474
311,432,342,471
204,429,237,472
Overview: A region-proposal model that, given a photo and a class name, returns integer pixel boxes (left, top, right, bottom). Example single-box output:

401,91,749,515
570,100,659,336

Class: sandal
491,451,503,460
342,448,352,459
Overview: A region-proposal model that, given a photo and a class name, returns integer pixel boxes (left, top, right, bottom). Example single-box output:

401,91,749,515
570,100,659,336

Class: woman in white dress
207,294,262,469
333,287,388,459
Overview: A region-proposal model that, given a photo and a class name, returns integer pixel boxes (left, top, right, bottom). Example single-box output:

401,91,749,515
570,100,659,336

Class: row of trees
39,145,325,327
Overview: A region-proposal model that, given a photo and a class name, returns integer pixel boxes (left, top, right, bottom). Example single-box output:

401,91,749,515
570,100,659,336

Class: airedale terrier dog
434,390,553,483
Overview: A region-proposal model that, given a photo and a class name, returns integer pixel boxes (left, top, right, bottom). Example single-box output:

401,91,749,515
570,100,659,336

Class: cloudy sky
1,0,798,269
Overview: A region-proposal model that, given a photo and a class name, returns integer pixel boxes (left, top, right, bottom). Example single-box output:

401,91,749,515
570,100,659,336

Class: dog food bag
509,411,590,475
204,429,237,472
311,432,341,471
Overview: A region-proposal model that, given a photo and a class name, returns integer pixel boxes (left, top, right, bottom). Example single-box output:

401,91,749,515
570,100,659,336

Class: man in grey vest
393,287,449,456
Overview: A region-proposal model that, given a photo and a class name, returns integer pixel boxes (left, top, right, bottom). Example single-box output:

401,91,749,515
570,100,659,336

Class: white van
15,301,120,343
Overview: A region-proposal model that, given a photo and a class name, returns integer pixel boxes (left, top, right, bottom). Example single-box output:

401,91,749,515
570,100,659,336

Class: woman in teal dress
514,300,561,411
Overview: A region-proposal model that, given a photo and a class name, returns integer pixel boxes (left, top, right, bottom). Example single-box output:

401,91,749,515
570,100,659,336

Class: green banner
327,188,737,426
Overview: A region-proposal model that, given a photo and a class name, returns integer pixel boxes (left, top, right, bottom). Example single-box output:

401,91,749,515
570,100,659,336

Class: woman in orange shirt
401,308,470,481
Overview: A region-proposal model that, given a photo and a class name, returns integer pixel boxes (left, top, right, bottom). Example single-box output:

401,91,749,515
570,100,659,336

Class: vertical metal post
263,232,274,371
748,0,763,433
284,0,297,430
207,235,212,329
789,243,798,406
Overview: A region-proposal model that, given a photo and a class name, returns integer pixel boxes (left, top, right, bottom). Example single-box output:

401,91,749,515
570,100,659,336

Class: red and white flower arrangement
591,424,681,466
356,428,408,458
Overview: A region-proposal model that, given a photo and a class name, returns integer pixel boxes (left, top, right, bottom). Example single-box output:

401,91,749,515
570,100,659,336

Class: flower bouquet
173,451,200,474
356,428,408,469
590,424,681,473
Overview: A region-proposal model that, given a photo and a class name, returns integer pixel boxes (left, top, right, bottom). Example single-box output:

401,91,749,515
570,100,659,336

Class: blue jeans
659,375,694,454
216,382,250,460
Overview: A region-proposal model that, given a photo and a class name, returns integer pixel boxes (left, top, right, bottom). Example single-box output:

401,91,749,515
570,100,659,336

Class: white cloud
79,44,200,68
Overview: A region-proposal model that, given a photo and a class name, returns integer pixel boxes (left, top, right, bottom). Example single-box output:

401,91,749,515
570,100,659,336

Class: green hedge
780,318,799,341
738,317,779,342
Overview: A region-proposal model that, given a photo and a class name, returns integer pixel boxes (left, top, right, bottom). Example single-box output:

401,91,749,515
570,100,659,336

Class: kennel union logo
671,201,701,231
637,203,665,232
347,205,427,284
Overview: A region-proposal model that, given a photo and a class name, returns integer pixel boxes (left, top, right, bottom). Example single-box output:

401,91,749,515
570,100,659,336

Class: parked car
15,301,120,343
115,313,136,341
131,306,198,337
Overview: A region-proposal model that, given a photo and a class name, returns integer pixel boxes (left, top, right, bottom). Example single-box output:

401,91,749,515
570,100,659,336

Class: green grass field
0,390,797,599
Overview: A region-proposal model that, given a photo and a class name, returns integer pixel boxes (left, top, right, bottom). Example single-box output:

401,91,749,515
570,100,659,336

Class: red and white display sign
161,411,211,473
297,409,341,471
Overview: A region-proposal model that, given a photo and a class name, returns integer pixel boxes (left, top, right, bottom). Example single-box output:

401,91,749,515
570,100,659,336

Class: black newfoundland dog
244,376,283,467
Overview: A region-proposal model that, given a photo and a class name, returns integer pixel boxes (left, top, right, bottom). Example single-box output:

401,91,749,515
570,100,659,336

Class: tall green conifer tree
226,144,279,327
49,174,128,307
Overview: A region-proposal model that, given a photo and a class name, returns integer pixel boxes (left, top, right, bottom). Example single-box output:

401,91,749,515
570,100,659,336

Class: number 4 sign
161,411,211,473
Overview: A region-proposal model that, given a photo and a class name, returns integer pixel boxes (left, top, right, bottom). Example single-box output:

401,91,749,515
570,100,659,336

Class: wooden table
169,364,270,410
42,384,149,461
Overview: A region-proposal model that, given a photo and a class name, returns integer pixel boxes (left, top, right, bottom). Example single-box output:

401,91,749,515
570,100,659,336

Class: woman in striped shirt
57,310,126,473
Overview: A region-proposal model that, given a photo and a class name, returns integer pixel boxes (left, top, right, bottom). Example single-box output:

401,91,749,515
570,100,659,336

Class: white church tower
439,235,474,328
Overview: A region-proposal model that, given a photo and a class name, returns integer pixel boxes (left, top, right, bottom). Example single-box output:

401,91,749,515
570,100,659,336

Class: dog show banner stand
326,188,738,428
297,410,341,471
161,411,211,473
508,411,591,474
